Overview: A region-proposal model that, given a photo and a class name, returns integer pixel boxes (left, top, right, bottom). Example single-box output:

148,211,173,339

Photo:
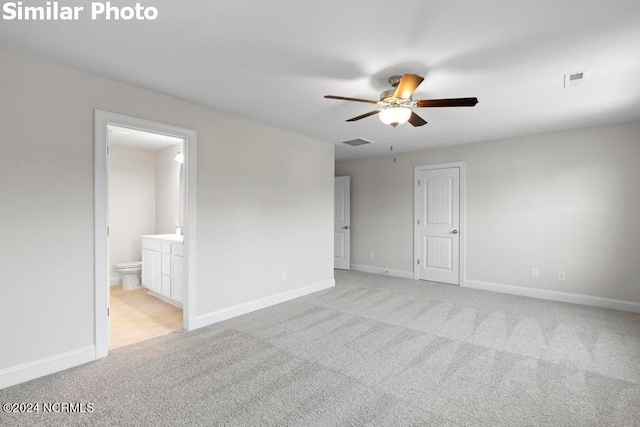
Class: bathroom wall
108,145,157,283
155,142,184,235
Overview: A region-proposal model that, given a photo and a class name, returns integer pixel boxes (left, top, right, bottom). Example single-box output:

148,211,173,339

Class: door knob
343,226,350,230
452,229,458,234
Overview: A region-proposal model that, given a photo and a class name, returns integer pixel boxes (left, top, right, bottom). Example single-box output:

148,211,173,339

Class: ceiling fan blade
415,97,479,108
324,95,379,104
346,110,381,122
393,74,424,99
408,111,427,127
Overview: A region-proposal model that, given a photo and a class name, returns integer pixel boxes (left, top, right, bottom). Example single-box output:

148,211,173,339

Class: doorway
94,110,198,359
414,162,465,285
108,127,184,349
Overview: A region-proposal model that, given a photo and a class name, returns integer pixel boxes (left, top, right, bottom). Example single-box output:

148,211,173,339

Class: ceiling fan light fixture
379,107,411,127
324,73,477,127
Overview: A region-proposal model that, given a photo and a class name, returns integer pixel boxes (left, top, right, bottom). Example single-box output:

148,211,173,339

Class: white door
417,167,460,284
334,176,351,270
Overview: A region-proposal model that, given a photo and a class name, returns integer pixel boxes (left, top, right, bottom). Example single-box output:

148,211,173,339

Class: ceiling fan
325,73,478,127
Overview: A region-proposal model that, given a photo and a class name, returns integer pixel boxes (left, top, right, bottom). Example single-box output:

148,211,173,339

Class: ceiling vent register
342,138,374,147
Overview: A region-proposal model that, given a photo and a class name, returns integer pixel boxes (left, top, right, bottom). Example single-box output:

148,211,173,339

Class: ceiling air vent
342,137,373,147
564,70,589,88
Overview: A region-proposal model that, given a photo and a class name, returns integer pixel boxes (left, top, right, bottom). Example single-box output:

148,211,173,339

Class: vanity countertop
142,234,184,243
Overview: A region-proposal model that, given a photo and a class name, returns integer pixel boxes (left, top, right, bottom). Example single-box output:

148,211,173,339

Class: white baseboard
110,275,122,286
350,264,414,280
464,279,640,313
0,346,96,390
195,279,335,329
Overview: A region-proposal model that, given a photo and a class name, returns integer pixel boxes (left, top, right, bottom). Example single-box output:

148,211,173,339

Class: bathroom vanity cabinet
141,235,184,307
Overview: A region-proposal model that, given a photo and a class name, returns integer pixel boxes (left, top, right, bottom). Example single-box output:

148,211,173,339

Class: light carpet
2,270,640,426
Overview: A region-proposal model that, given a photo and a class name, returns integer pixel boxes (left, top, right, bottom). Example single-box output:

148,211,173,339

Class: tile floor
109,285,183,349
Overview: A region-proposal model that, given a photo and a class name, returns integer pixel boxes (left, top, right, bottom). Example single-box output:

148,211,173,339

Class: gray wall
0,48,334,370
336,120,640,303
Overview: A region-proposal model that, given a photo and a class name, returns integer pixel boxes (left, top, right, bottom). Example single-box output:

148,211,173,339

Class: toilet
115,261,142,290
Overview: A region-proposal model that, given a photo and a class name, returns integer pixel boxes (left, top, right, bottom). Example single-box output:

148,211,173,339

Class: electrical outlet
281,271,286,281
531,268,539,278
558,271,566,281
368,251,374,260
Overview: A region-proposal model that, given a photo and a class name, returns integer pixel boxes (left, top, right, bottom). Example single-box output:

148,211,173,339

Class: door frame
413,162,466,285
94,110,198,359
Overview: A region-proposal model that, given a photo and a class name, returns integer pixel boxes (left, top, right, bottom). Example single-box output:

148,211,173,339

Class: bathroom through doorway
108,126,185,349
94,111,198,359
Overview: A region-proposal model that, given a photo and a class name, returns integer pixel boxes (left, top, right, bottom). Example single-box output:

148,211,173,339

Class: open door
334,176,351,270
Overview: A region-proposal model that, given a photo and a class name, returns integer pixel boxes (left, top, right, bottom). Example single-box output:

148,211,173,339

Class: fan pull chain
390,144,396,163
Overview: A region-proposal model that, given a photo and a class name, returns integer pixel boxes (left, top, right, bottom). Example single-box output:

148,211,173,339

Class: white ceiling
108,126,183,151
2,1,639,160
